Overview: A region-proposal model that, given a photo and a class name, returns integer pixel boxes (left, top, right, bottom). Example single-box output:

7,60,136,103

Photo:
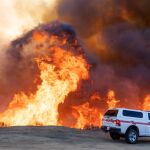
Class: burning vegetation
0,22,123,128
0,22,90,127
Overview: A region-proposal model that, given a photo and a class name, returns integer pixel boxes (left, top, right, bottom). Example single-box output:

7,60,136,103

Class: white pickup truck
101,108,150,144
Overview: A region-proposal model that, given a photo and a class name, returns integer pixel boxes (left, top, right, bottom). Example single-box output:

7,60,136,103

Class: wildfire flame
72,90,119,129
107,90,120,109
143,95,150,111
0,22,149,129
73,102,102,129
0,26,89,126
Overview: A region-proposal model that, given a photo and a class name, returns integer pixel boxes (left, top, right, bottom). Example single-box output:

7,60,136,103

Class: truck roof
109,107,150,113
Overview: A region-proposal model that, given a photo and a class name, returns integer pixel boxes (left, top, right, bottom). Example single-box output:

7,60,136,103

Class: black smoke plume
56,0,150,107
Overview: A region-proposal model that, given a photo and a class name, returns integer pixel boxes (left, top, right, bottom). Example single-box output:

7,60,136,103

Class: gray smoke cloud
57,0,150,36
55,0,150,108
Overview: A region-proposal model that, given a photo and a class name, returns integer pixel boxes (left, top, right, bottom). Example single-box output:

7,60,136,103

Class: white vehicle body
101,108,150,143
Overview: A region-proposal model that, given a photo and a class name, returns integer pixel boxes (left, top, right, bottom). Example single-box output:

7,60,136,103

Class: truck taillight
114,120,121,126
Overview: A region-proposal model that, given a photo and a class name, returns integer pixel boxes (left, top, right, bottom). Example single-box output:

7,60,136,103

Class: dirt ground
0,126,149,150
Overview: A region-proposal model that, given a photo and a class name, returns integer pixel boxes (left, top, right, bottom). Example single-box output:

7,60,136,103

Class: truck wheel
125,129,138,144
110,132,120,140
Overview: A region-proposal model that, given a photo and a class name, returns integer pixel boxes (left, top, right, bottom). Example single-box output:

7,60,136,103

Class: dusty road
0,126,149,150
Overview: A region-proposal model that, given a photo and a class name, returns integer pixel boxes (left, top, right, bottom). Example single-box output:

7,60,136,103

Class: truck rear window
123,110,143,118
104,110,118,117
148,113,150,120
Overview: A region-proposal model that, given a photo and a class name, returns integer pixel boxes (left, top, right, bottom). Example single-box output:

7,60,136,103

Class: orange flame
90,92,101,102
143,95,150,111
1,26,149,129
0,31,89,126
107,90,120,109
72,90,120,129
73,102,102,129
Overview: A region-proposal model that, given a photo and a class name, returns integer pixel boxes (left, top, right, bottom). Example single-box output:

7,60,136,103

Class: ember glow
107,90,120,109
143,95,150,111
73,102,103,129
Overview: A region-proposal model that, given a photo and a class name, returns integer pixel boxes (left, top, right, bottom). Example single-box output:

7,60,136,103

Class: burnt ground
0,126,149,150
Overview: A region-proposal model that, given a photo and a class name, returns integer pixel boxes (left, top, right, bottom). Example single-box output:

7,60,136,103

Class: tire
110,132,120,140
125,128,138,144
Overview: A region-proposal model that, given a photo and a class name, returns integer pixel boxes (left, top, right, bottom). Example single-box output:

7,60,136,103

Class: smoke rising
57,0,150,36
55,0,150,106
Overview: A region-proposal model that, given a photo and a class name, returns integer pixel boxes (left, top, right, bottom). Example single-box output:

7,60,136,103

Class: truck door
146,113,150,136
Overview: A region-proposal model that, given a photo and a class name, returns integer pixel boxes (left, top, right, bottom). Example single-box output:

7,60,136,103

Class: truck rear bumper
101,126,121,134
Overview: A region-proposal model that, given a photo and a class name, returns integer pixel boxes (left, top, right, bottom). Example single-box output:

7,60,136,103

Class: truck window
148,113,150,120
123,110,143,118
104,110,118,117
